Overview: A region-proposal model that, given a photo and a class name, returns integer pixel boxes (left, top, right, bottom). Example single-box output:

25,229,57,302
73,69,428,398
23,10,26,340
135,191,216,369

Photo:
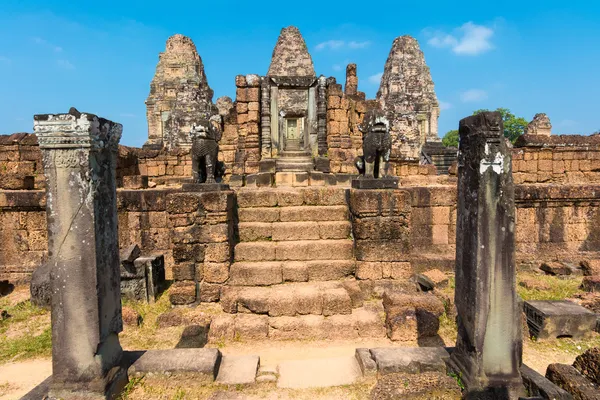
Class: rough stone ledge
514,134,600,148
368,347,453,375
127,349,222,382
520,364,573,400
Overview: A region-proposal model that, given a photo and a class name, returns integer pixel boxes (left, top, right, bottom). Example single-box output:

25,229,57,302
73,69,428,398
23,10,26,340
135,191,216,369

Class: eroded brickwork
145,34,216,149
377,36,440,160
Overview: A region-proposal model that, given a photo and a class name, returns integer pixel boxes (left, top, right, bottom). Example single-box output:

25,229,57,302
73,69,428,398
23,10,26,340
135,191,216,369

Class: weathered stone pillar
345,63,358,96
317,76,328,157
260,77,272,158
34,108,127,399
449,112,524,399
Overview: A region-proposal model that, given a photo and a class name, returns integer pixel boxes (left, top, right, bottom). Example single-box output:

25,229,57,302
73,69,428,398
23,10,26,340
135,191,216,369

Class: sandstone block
383,292,444,341
172,262,196,281
546,363,599,399
209,315,235,342
271,221,320,241
279,206,348,222
322,288,352,316
356,262,384,280
238,222,273,242
318,221,351,239
282,262,309,282
234,242,276,261
234,314,269,340
353,308,386,338
573,348,600,385
198,281,221,302
238,207,280,223
204,263,230,284
204,243,231,263
294,285,324,315
275,240,353,261
307,260,355,281
170,281,197,305
269,315,324,340
237,190,278,208
229,262,283,286
582,276,600,292
277,190,304,206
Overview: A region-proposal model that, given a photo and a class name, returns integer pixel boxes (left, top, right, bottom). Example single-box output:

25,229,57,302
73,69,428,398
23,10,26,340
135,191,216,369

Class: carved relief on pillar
261,77,272,158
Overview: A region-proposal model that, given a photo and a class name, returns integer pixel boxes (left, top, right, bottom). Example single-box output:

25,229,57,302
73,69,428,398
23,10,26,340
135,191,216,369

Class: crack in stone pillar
34,108,127,399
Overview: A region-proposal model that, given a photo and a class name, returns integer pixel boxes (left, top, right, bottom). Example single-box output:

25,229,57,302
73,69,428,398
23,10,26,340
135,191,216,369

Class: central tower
262,26,327,172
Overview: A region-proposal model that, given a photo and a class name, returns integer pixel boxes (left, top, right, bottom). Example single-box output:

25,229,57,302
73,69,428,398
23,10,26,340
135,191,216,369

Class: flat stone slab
524,300,597,340
351,177,399,189
128,349,221,382
277,356,361,389
182,183,231,192
216,355,259,385
355,348,377,377
369,347,452,374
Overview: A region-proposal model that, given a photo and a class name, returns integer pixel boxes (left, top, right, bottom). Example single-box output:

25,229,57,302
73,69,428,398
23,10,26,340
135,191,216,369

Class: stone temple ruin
1,26,600,399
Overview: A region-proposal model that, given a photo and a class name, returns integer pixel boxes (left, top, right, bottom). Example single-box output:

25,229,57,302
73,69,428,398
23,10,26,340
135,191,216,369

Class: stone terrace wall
0,133,44,190
513,134,600,184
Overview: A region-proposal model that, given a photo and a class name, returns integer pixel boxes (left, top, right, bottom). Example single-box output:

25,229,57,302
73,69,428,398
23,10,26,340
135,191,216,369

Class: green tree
442,129,459,147
473,108,528,143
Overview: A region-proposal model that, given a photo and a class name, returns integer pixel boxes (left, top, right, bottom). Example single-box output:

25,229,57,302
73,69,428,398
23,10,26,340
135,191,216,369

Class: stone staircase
276,139,314,172
216,187,386,341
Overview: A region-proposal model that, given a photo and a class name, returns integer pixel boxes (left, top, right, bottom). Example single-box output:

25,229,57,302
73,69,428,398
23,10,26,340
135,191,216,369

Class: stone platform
524,300,597,340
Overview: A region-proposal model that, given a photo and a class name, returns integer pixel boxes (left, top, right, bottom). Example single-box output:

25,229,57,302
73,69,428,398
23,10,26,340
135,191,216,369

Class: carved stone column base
48,365,129,400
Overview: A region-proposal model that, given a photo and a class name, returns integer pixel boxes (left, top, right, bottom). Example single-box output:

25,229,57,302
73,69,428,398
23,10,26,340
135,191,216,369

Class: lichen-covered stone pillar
261,77,272,158
34,108,127,399
449,112,524,399
317,76,328,156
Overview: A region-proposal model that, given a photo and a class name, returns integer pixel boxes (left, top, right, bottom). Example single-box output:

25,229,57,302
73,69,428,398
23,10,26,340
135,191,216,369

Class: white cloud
332,64,342,72
57,59,75,70
33,37,63,52
348,41,371,49
315,40,345,51
439,101,452,110
368,72,383,85
460,89,488,103
558,119,577,128
425,22,494,55
315,40,371,51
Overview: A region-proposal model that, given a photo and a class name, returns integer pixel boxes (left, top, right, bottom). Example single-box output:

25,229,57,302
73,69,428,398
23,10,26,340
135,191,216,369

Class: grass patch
517,273,583,301
0,299,51,364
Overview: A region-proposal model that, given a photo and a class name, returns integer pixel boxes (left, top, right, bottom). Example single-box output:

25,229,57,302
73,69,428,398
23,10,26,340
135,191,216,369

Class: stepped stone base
229,260,355,286
221,282,356,317
209,307,385,342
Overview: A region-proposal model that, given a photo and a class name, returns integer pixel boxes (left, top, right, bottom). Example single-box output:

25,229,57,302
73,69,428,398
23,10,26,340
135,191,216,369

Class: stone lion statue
190,116,223,184
356,109,392,178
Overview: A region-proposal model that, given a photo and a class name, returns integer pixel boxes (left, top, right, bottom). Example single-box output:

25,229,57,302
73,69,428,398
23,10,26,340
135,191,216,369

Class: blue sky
1,0,599,147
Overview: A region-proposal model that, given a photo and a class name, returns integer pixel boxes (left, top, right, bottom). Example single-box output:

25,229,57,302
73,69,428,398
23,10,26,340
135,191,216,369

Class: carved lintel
34,110,122,151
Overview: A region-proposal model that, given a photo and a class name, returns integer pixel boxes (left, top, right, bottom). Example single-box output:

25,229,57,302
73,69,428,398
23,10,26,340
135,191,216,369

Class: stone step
238,221,351,242
221,281,364,317
229,260,356,285
209,307,386,341
236,187,347,208
234,240,354,262
238,205,349,223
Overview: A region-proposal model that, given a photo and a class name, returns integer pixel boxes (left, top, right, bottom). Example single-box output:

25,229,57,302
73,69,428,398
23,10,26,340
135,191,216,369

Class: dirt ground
1,274,599,400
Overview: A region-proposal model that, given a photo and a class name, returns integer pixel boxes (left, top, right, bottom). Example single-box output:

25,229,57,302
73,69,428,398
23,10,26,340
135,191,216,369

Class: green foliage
442,130,459,148
473,108,528,143
448,371,465,390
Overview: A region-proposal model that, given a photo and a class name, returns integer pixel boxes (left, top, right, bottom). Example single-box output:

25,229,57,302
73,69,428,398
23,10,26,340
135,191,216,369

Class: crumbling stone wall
0,134,44,190
513,134,600,184
326,78,373,174
231,75,262,176
0,192,47,283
